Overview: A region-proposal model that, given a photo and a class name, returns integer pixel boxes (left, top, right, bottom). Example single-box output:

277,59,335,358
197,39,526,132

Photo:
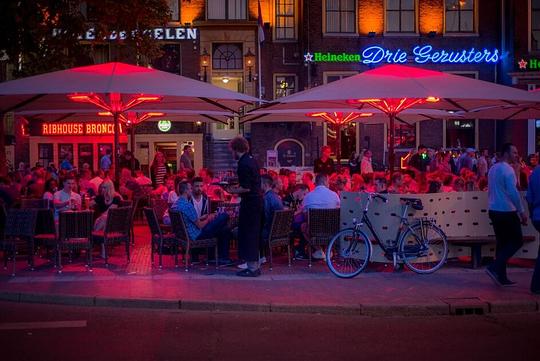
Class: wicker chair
144,207,180,268
57,211,94,272
32,208,57,265
307,208,340,267
20,198,51,209
149,198,169,223
127,198,139,246
92,207,132,266
1,208,37,276
267,209,295,270
169,210,218,271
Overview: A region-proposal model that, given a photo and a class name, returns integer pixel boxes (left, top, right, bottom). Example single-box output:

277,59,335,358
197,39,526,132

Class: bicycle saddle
399,198,424,210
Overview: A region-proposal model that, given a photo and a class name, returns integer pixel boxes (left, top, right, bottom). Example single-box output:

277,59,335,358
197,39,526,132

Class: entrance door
155,142,178,173
211,75,242,139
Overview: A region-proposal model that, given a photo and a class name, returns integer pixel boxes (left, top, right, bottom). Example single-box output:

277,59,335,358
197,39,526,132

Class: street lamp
244,48,255,82
200,48,210,82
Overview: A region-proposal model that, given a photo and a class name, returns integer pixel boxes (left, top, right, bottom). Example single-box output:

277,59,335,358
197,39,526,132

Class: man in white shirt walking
486,143,528,287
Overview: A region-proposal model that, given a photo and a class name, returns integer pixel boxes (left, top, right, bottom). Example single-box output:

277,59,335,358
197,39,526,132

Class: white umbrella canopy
0,62,258,113
0,62,258,178
253,64,538,171
459,102,540,120
241,108,460,125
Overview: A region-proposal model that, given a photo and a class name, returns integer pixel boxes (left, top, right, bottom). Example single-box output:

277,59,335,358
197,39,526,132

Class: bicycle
326,192,448,278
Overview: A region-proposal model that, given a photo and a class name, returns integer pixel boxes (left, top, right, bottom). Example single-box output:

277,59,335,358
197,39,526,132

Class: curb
0,291,538,316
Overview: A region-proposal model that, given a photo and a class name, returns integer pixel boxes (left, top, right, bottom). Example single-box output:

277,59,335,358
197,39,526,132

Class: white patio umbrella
0,62,258,179
248,64,538,172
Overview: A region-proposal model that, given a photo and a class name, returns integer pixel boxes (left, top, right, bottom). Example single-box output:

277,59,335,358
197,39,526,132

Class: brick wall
249,122,324,167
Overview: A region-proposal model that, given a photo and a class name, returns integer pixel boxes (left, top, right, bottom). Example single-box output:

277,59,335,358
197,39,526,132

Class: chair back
169,210,190,241
59,211,93,241
143,207,163,238
0,203,7,237
118,199,133,208
35,208,56,235
269,209,294,241
150,198,169,222
308,208,340,240
20,198,51,209
104,207,132,235
4,208,37,238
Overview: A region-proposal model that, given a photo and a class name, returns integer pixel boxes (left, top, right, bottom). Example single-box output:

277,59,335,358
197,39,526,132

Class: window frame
384,0,418,35
273,73,298,100
206,0,248,20
167,0,180,22
274,0,297,41
443,71,479,149
530,0,540,52
212,43,244,70
323,0,358,36
443,0,478,36
38,143,54,168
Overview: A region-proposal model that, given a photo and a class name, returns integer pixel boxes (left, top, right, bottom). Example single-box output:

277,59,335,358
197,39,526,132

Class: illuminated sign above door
304,45,500,65
42,123,123,136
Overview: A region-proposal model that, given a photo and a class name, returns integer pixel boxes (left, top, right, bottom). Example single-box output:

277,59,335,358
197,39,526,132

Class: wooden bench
447,236,536,268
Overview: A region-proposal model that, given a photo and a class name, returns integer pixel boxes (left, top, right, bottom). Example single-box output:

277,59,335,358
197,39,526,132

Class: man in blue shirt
171,181,232,263
261,174,283,252
526,162,540,294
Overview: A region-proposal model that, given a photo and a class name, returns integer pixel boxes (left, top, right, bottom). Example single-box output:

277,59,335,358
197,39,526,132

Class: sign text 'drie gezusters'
42,123,122,136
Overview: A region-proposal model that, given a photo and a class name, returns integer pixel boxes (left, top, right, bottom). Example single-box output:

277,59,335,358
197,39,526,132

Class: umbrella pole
113,112,120,185
130,125,136,170
336,124,342,169
388,113,395,177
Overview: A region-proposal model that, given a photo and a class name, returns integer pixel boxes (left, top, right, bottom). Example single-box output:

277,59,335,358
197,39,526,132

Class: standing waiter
225,136,263,277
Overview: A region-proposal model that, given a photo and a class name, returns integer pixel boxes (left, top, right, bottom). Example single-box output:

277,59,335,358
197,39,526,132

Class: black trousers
531,221,540,292
238,195,262,263
489,211,523,280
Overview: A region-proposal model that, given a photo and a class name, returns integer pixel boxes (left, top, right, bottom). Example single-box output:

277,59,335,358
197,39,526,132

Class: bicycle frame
356,194,415,258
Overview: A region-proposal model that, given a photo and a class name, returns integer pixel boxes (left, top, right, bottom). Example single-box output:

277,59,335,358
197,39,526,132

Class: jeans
531,221,540,292
197,213,231,259
488,211,524,281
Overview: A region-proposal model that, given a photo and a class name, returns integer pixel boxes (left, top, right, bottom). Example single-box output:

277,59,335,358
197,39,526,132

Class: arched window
212,44,243,70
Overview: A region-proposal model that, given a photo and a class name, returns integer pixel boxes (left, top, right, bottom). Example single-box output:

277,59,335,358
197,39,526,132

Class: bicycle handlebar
368,193,388,203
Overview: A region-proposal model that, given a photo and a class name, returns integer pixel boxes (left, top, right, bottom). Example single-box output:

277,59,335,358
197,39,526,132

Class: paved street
1,301,539,361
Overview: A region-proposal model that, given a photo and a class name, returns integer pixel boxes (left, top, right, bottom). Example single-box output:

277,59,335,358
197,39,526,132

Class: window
445,0,475,33
390,124,416,149
276,0,296,40
325,0,356,34
78,144,94,171
212,44,243,69
274,75,297,99
386,0,416,33
532,0,540,51
207,0,247,20
167,0,179,21
58,144,73,165
445,72,476,148
38,144,53,168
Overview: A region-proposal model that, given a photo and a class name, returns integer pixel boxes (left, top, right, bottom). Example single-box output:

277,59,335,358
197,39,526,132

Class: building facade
4,0,539,172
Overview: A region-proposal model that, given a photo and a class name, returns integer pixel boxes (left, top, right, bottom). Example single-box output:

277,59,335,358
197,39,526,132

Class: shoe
236,268,261,277
237,262,248,269
259,257,267,265
312,249,325,260
294,251,308,261
485,267,502,287
499,278,517,287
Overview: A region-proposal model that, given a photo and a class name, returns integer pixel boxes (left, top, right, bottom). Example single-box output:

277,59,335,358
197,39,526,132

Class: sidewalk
1,227,538,316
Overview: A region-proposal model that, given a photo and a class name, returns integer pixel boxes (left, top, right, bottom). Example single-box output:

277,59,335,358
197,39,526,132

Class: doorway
155,142,178,173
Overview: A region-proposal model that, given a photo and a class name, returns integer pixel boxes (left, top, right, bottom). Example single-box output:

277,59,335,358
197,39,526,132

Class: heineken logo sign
517,58,540,71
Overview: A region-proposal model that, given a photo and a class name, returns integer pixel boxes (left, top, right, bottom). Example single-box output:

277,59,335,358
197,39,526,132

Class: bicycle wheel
399,221,448,274
326,228,371,278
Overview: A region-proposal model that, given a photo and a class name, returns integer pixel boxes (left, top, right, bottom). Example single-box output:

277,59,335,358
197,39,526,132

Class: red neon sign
42,123,123,136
